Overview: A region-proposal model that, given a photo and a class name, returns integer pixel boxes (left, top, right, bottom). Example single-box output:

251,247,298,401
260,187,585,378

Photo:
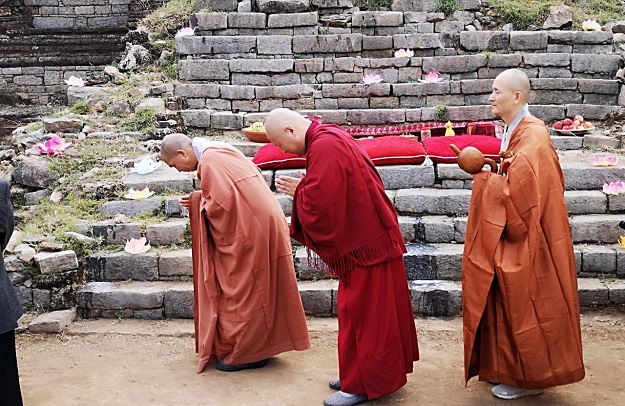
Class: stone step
175,77,620,113
180,105,619,131
85,238,625,284
78,219,189,246
75,277,625,319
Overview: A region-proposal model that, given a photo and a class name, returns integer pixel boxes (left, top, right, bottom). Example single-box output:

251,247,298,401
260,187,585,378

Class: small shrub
69,100,90,115
122,108,157,132
140,0,195,40
367,0,393,10
435,0,459,17
161,63,178,80
435,104,449,122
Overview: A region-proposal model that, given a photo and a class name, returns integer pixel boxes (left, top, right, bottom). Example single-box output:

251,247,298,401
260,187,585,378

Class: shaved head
265,108,312,156
161,133,192,159
160,133,197,172
495,69,530,103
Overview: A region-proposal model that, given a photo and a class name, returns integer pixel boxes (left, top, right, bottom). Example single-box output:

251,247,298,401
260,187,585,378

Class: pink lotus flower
420,71,444,83
590,155,619,167
363,73,382,85
124,237,151,254
64,75,84,87
175,26,196,37
36,136,72,157
394,48,414,58
602,181,625,195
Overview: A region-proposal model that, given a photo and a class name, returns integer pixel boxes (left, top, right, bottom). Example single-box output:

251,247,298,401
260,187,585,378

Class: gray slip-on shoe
216,358,268,372
329,377,341,390
492,384,544,400
323,391,368,406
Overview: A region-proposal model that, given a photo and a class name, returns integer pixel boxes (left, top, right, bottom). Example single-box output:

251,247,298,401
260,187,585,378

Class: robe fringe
306,226,405,279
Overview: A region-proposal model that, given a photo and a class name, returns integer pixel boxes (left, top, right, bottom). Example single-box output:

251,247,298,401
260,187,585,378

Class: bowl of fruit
242,122,269,143
552,115,594,136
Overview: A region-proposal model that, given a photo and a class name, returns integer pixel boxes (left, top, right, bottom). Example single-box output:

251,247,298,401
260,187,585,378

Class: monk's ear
176,148,188,158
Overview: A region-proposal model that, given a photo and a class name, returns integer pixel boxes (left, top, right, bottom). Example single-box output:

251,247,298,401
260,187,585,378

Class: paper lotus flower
175,26,196,37
124,237,151,254
582,19,601,31
394,48,414,58
590,155,619,167
362,73,383,85
131,157,162,174
64,75,84,87
36,136,72,157
602,181,625,195
420,71,444,83
124,187,155,200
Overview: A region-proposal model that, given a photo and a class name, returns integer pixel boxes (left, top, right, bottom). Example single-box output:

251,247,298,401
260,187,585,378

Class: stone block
391,0,436,12
33,250,78,274
581,245,616,275
566,104,616,120
377,165,435,189
392,33,441,49
230,59,293,73
563,163,625,190
146,221,187,246
299,280,336,317
257,0,309,13
346,109,405,125
352,11,404,27
410,280,462,317
523,53,570,67
583,134,620,150
175,35,256,55
211,112,244,129
322,83,390,98
416,216,454,243
79,282,164,310
220,85,255,100
510,32,548,50
295,59,324,73
578,79,619,95
398,216,417,243
178,60,229,81
362,36,393,50
396,189,471,215
227,12,266,28
570,214,620,243
564,191,607,215
195,0,238,11
33,289,51,309
394,82,449,96
193,12,227,30
179,109,212,128
607,281,625,304
530,78,577,90
609,194,625,212
28,309,76,334
164,287,193,318
459,31,508,51
293,34,362,53
257,35,292,54
551,136,583,151
88,252,159,281
532,90,581,105
583,94,617,106
577,279,609,307
268,12,317,27
133,309,164,320
422,54,487,74
99,198,163,217
571,54,622,75
460,79,493,94
325,57,356,71
159,249,193,277
527,105,566,122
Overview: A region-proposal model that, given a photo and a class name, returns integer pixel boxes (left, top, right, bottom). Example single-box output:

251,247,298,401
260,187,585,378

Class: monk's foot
323,391,367,406
487,381,500,385
492,384,543,400
216,358,268,372
328,377,341,390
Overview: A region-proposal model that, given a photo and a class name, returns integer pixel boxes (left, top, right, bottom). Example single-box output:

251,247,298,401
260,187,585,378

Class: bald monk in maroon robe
265,108,419,406
160,133,310,373
461,69,584,400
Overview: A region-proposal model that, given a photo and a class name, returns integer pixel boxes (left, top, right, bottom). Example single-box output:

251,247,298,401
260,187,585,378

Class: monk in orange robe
265,108,419,406
461,69,585,400
160,133,310,373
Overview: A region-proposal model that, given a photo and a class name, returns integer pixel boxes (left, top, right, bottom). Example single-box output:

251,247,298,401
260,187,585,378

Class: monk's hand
276,174,303,197
179,194,190,208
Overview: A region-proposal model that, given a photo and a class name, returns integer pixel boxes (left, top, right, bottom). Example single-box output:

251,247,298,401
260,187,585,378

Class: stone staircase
76,146,625,319
75,3,625,319
173,7,624,131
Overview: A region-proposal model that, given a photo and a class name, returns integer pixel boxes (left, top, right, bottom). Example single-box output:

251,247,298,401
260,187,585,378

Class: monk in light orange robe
161,133,310,373
461,69,584,400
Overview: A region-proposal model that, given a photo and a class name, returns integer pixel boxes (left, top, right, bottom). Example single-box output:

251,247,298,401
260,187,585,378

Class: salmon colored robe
189,146,310,373
462,116,585,389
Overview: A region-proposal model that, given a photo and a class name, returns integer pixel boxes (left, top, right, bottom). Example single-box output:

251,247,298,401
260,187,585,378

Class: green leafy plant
365,0,393,10
140,0,195,40
122,108,157,133
435,104,449,122
435,0,459,17
69,100,90,115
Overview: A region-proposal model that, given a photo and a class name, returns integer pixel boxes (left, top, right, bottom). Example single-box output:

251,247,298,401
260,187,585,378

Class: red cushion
252,143,307,169
423,135,501,164
357,136,426,166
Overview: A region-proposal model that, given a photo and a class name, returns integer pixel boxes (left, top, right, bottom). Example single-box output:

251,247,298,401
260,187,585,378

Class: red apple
553,121,563,130
563,118,573,126
573,119,582,126
563,125,574,130
574,115,584,123
583,121,593,128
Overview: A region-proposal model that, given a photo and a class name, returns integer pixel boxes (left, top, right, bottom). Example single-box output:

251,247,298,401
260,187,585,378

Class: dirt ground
15,311,625,406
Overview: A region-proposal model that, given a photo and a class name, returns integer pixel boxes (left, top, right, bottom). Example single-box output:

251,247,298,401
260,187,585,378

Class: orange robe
189,146,310,373
463,116,585,389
